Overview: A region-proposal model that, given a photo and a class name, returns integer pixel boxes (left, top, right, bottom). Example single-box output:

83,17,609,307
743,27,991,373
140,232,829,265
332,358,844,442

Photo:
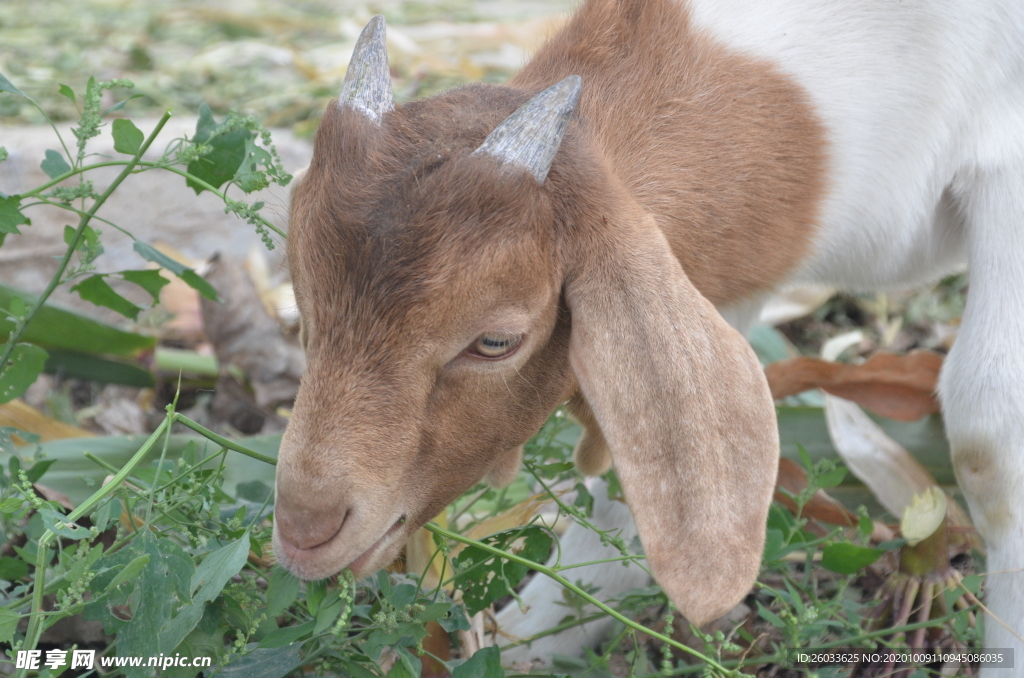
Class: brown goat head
274,14,778,627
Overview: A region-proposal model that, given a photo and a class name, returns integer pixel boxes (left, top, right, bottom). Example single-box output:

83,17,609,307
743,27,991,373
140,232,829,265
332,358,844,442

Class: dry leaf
765,349,943,421
824,395,979,551
0,399,94,442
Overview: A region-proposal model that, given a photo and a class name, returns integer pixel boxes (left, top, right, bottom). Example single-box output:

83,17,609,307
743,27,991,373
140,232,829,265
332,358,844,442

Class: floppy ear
564,205,779,626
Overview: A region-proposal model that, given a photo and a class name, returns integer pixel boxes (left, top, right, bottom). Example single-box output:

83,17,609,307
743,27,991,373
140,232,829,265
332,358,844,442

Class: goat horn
339,15,394,122
472,75,582,183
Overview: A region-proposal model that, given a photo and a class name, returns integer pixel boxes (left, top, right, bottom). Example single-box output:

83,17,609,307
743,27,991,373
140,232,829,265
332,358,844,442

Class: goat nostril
278,509,349,552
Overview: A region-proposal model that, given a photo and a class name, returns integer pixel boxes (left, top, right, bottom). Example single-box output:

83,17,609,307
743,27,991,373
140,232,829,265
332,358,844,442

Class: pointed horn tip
541,75,583,108
356,15,387,43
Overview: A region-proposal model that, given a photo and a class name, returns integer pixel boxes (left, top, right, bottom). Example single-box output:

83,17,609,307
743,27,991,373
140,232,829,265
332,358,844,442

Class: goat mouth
348,515,407,575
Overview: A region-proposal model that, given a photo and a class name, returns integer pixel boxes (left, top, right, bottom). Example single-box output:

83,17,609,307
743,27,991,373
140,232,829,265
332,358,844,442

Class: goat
272,0,1024,669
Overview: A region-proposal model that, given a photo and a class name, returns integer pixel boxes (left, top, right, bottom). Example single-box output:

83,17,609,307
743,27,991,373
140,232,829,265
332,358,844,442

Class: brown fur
274,0,824,628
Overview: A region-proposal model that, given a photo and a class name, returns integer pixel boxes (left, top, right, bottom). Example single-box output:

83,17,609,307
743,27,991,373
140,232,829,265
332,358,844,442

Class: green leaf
0,608,20,644
313,590,344,634
454,525,553,616
816,465,848,488
71,274,142,320
389,648,422,678
117,532,195,678
186,105,251,194
0,283,154,356
820,542,884,574
0,73,25,97
305,578,326,616
761,528,788,563
119,269,169,303
258,620,314,649
453,646,504,678
102,93,144,117
0,556,28,581
756,601,786,629
133,241,218,301
112,118,144,156
63,224,103,259
217,646,303,678
234,136,273,193
0,196,30,235
159,532,251,653
7,296,26,319
104,554,151,592
25,458,56,482
58,84,76,105
573,482,593,516
265,565,300,618
0,343,49,404
39,507,92,540
43,348,154,388
40,149,72,179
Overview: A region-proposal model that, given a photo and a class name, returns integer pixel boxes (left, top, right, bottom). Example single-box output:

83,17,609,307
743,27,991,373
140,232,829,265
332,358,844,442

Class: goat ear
564,208,779,626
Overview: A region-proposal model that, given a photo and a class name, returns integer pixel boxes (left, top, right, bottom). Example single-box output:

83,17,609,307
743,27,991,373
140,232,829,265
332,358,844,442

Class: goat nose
274,503,349,552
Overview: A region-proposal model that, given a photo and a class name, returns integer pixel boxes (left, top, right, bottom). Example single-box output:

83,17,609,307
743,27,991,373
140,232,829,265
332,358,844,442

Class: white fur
502,0,1024,668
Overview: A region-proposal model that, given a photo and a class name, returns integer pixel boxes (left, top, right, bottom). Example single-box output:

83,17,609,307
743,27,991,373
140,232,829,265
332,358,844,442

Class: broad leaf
454,525,553,616
452,646,504,678
39,508,92,540
217,646,303,678
63,224,103,259
159,532,251,653
116,532,195,678
40,149,72,179
120,269,169,302
71,275,142,320
265,565,300,618
0,608,20,644
43,348,154,388
186,104,251,194
133,241,218,301
820,542,884,574
0,343,48,404
104,554,151,592
257,621,314,649
112,118,144,156
0,196,30,235
0,283,154,356
57,84,76,105
0,73,25,97
0,556,28,581
234,136,273,193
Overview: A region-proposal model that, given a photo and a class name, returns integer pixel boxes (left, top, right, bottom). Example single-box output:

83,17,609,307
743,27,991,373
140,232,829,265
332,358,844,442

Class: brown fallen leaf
0,399,94,442
765,349,943,421
824,395,981,553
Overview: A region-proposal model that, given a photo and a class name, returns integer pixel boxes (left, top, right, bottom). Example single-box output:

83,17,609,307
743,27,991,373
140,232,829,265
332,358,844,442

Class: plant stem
0,111,172,380
170,413,278,465
17,414,173,678
424,522,730,674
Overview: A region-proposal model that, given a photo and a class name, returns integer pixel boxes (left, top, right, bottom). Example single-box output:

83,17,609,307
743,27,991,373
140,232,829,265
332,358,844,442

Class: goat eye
471,333,522,358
